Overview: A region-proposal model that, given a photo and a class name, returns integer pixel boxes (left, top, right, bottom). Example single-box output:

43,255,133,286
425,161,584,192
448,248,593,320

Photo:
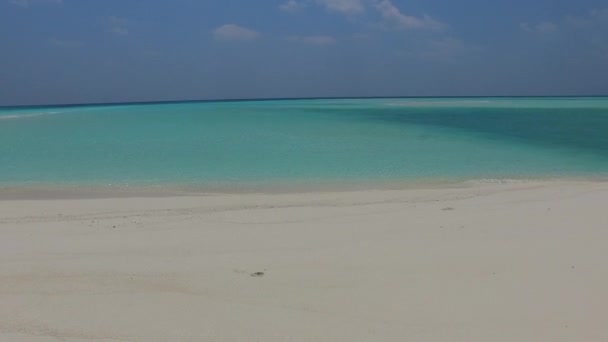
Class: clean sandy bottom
1,181,607,341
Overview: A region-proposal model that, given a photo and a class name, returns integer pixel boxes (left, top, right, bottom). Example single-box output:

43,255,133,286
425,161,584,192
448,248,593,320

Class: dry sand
1,181,607,341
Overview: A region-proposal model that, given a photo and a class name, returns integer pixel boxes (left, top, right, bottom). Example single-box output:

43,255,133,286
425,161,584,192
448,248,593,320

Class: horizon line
2,94,608,110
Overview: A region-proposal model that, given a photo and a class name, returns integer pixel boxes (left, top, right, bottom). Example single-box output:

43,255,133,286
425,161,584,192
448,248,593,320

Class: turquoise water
2,97,608,188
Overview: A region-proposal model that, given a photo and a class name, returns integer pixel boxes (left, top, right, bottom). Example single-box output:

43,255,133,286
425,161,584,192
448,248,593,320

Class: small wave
0,111,61,121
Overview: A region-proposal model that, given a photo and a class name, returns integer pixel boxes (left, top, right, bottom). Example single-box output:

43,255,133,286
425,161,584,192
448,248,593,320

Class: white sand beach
1,181,607,341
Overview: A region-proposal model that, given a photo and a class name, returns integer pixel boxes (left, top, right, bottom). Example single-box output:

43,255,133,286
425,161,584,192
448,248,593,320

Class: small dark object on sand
442,207,455,211
250,272,265,277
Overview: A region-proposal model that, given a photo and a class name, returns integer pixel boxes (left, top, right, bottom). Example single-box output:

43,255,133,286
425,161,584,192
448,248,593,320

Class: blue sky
1,0,607,105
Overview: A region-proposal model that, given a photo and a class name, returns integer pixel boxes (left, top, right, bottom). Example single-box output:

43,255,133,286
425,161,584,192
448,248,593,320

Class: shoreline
1,176,608,200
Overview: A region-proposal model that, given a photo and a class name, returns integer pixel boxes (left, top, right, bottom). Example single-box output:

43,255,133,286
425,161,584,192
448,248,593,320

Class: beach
4,0,608,338
2,180,607,341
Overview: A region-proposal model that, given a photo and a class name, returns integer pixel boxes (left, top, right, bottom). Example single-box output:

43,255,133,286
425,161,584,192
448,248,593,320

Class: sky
1,0,607,106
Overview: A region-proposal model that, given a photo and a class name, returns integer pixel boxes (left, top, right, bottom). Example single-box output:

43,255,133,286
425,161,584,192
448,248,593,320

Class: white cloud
280,0,306,13
108,16,129,35
213,24,260,41
565,8,608,53
316,0,365,15
289,35,337,45
566,8,608,28
517,9,608,59
283,0,447,33
374,0,445,31
9,0,29,6
523,8,608,35
520,21,557,34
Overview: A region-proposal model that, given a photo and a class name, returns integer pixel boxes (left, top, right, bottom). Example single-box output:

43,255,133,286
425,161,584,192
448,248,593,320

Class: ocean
2,97,608,189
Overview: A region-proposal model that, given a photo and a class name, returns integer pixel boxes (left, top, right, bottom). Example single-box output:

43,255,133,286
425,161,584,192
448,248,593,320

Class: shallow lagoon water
2,97,608,188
